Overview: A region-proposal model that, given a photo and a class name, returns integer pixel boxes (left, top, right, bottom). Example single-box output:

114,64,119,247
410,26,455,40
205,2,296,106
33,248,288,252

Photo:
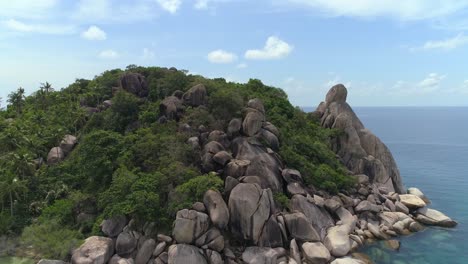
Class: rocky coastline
38,81,456,264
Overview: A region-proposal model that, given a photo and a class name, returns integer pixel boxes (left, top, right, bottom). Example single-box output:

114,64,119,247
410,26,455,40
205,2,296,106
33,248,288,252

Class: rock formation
315,84,405,193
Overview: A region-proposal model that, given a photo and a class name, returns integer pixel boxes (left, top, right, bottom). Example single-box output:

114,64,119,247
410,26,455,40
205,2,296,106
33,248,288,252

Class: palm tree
0,168,27,217
7,87,25,114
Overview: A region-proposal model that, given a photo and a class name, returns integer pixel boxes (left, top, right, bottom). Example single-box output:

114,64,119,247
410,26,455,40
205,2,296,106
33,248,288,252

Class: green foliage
39,199,74,226
273,192,290,209
21,221,82,260
209,87,244,122
169,173,224,215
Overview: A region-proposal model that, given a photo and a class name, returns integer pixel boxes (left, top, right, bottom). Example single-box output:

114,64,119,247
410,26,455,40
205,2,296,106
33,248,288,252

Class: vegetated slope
0,66,351,259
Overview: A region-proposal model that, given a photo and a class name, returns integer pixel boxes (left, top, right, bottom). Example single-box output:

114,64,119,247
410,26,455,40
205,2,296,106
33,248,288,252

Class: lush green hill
0,66,351,259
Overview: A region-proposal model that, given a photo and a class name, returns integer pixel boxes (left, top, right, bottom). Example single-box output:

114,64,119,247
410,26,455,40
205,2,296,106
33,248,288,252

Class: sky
1,0,468,107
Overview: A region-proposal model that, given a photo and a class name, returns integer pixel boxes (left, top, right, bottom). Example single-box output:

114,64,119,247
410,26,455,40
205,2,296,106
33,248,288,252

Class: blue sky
1,0,468,107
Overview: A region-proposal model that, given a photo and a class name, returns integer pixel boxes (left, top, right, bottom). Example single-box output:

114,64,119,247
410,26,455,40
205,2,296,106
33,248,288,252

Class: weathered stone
47,147,64,165
242,247,278,264
317,85,405,193
290,195,334,240
408,187,429,203
153,242,166,257
71,236,114,264
224,176,239,195
258,129,279,150
228,183,271,244
244,153,283,192
208,130,230,149
331,257,365,264
38,260,68,264
395,201,409,214
187,137,200,150
205,249,223,264
135,239,156,264
108,255,133,264
116,232,137,256
355,200,380,213
192,202,206,213
183,84,207,107
172,209,209,244
168,244,207,264
302,242,331,264
399,194,426,209
287,182,307,196
415,207,457,227
119,73,148,97
284,212,320,242
101,215,127,238
203,190,229,230
242,111,264,137
282,169,303,183
157,234,172,244
160,96,183,120
195,227,224,252
212,151,232,166
289,239,301,264
60,135,77,154
384,240,400,251
258,215,284,248
324,225,352,257
263,122,280,137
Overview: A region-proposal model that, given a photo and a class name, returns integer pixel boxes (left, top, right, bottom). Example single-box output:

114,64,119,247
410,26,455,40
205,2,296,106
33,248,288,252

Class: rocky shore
39,82,456,264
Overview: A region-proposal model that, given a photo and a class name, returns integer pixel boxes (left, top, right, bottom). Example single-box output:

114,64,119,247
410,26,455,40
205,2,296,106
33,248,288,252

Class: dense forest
0,66,352,259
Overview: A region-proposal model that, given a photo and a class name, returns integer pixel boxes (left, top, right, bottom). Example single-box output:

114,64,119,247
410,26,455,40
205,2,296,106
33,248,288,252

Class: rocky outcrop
415,207,457,227
119,72,149,97
47,147,64,165
203,190,229,230
172,209,209,244
47,134,78,165
315,84,405,193
183,84,207,107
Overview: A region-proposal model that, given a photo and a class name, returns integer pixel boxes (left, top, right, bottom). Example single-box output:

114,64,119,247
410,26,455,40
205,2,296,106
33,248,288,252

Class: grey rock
208,130,230,149
135,239,156,264
153,242,166,257
242,247,278,264
247,98,265,114
71,236,114,264
192,202,206,213
108,255,134,264
205,249,223,264
119,73,148,97
284,212,321,242
172,209,209,244
355,200,380,213
228,118,242,138
287,182,307,196
59,135,77,154
290,195,334,240
183,84,207,107
282,169,302,183
263,122,280,137
160,96,183,120
38,260,68,264
212,151,232,166
301,242,331,264
415,207,457,227
289,239,301,264
224,159,250,178
399,194,426,209
242,111,264,137
258,215,284,248
116,232,137,256
168,244,207,264
324,225,352,257
317,84,405,193
195,227,224,252
101,215,127,238
157,234,173,244
47,147,64,165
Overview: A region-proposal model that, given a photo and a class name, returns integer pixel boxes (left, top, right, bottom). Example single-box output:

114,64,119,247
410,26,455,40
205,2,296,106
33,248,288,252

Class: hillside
0,66,456,263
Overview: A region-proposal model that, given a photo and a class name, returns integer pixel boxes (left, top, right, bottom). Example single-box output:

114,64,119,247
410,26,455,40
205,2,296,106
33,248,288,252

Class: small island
0,67,456,264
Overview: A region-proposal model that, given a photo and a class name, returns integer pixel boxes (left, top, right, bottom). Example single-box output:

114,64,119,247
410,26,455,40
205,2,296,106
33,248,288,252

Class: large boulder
242,111,264,137
316,84,405,193
289,195,334,240
284,212,320,242
37,260,68,264
301,242,331,264
227,118,242,138
108,255,133,264
160,96,183,120
228,183,272,244
101,215,127,238
172,209,210,244
59,135,77,154
242,247,278,264
244,153,283,192
415,207,457,227
324,225,352,257
408,187,430,203
119,72,148,97
399,194,426,209
135,239,156,264
195,227,224,252
257,215,284,248
168,244,207,264
183,84,207,107
116,232,138,256
71,236,114,264
331,257,365,264
203,190,230,230
47,147,64,165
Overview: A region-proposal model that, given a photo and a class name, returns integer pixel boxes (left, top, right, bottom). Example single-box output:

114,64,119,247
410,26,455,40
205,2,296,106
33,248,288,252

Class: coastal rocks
168,244,207,264
330,257,365,264
290,195,334,240
399,194,426,209
284,212,321,242
324,225,352,257
135,239,156,264
408,187,430,203
384,239,400,251
203,190,230,230
183,84,207,107
301,242,331,264
38,260,68,264
172,209,209,244
415,208,457,227
71,236,114,264
242,247,278,264
116,232,138,256
119,72,149,97
316,84,405,193
228,183,271,244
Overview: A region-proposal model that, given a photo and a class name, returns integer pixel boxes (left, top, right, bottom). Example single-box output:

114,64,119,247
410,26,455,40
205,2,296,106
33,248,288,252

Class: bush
21,221,82,260
169,173,224,215
39,199,74,226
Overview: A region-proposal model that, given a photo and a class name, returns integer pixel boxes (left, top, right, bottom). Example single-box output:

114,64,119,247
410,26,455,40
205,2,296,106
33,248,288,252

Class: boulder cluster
46,134,78,165
42,80,457,264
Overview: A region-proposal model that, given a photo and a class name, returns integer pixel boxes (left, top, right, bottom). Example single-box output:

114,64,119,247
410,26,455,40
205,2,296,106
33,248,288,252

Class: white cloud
2,19,75,34
0,0,57,18
420,33,468,51
81,25,107,40
207,49,238,63
194,0,209,10
157,0,182,14
417,73,446,92
286,0,468,21
245,36,293,60
236,63,248,69
142,48,155,60
99,49,119,59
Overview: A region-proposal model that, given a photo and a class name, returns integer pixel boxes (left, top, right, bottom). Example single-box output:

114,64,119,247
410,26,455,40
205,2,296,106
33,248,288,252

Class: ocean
325,107,468,264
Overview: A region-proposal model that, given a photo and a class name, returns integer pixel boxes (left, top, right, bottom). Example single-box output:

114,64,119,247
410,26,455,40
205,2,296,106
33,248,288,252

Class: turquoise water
0,257,34,264
353,107,468,264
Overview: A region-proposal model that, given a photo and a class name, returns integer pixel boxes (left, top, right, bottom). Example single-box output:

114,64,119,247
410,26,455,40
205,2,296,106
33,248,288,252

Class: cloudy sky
1,0,468,107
